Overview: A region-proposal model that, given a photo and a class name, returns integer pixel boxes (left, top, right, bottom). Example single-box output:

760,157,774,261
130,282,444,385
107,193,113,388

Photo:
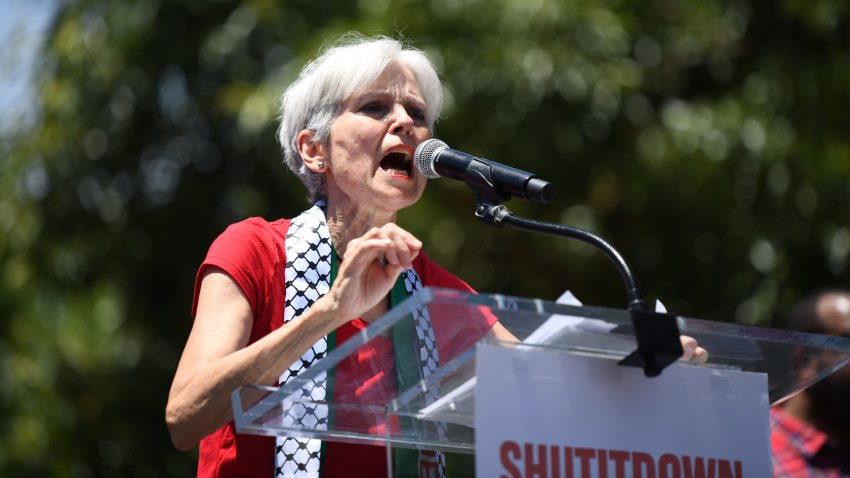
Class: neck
324,199,397,256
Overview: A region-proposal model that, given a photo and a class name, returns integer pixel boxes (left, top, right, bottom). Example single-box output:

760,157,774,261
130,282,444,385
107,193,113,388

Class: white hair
278,35,443,202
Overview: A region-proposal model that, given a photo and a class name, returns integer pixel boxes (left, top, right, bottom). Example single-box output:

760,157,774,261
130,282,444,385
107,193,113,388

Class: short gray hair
278,34,443,202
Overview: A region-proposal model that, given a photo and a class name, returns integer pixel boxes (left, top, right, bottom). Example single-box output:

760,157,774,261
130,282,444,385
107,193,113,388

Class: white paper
417,290,609,427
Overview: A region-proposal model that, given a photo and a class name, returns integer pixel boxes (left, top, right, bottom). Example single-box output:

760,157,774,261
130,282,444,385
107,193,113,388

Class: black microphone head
414,139,448,179
526,177,557,203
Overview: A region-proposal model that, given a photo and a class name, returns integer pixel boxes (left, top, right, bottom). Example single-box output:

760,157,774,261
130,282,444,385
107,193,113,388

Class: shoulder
219,217,291,243
194,217,292,317
210,217,291,259
211,216,292,272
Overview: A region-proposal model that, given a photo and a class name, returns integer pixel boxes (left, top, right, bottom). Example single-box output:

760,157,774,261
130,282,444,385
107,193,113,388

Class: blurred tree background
1,0,849,475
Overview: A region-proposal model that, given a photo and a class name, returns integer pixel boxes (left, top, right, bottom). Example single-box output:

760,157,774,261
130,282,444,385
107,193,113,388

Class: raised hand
324,223,422,326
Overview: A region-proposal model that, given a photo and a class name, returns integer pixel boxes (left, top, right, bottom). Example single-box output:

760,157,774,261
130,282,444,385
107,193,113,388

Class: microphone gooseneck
416,138,681,377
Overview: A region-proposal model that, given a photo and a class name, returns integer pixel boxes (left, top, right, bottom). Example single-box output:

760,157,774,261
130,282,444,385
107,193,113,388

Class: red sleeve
414,251,477,294
194,218,289,477
191,218,288,320
414,252,498,361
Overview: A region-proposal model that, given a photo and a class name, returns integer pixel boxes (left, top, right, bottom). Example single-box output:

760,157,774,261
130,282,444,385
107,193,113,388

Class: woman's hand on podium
680,335,709,363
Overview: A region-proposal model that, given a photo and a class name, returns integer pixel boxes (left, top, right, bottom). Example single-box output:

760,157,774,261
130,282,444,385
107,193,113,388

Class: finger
692,346,709,363
379,223,422,249
341,237,392,273
364,226,404,266
381,224,421,265
400,229,423,254
389,232,414,267
383,262,405,283
349,226,387,250
344,225,422,272
679,335,699,361
381,235,403,266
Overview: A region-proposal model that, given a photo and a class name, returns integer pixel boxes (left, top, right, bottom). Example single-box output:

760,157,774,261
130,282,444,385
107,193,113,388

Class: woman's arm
165,223,422,450
165,268,344,450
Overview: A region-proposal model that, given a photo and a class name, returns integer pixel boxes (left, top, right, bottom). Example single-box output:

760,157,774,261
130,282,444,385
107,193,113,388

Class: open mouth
379,150,413,178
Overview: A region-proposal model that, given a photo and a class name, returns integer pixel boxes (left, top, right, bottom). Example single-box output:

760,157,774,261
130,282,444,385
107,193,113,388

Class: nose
389,104,414,136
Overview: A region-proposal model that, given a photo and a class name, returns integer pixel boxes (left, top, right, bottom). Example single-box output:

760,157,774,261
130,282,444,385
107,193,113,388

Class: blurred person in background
772,288,850,477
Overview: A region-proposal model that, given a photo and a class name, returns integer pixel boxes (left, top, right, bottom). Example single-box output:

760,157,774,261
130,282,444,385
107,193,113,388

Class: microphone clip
464,160,512,204
474,201,511,227
618,308,685,378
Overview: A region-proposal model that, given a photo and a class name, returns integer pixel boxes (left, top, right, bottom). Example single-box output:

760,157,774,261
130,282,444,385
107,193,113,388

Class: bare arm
165,224,422,450
165,269,346,449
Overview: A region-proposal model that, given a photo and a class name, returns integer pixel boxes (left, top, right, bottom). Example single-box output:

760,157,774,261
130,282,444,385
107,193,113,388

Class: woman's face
323,62,432,216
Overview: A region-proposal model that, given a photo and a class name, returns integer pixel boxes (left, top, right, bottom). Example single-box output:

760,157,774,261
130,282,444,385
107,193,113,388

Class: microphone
414,139,556,203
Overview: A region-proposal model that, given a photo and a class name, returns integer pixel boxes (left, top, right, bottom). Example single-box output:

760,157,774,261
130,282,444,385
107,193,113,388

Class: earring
317,161,325,170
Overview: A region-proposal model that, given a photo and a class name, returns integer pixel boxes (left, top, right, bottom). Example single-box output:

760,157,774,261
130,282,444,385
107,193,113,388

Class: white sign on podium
475,343,771,478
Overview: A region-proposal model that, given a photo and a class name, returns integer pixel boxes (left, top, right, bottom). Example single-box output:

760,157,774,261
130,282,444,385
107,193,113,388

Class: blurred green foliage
1,0,849,474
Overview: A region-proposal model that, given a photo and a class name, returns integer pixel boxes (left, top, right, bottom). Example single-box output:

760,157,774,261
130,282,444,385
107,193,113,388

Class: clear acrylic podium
232,287,850,460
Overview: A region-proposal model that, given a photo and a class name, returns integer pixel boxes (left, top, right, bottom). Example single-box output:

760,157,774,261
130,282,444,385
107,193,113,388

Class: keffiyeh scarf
274,201,447,478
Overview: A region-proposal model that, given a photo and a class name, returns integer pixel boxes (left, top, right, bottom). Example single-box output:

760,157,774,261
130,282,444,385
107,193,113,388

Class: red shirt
191,217,496,478
771,405,850,477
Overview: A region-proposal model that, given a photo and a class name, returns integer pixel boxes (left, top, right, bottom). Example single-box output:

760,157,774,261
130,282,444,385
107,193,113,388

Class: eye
359,101,388,116
408,106,427,122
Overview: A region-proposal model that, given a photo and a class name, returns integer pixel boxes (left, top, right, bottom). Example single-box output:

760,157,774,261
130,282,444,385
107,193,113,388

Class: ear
296,129,328,173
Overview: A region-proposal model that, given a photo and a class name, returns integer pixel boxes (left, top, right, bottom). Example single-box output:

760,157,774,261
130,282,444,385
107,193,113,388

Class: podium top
233,287,850,452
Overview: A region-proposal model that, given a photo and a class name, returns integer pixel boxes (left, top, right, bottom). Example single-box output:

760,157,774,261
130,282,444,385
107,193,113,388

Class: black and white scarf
274,201,446,478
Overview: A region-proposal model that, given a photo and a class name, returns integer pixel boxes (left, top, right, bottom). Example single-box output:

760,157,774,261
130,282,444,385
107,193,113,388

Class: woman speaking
165,35,516,477
165,34,706,478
